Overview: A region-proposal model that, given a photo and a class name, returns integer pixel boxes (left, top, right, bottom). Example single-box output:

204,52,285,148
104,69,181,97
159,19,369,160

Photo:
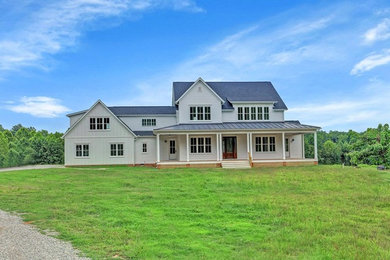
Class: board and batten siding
64,103,135,166
177,81,223,124
135,137,156,164
119,116,177,131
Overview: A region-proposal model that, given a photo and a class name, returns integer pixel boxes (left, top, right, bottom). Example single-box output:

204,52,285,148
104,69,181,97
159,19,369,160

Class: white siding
64,103,135,166
135,137,156,164
69,113,84,126
119,116,176,131
288,134,303,159
177,81,222,124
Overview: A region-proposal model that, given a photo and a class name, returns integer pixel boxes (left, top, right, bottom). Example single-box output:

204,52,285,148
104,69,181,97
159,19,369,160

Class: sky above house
1,0,390,132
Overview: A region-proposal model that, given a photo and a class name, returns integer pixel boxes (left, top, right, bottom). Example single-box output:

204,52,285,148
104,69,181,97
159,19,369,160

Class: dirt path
0,210,88,260
0,165,64,172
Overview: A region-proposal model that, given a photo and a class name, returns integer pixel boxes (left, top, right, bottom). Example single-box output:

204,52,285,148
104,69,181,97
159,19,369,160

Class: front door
169,139,177,160
223,137,237,159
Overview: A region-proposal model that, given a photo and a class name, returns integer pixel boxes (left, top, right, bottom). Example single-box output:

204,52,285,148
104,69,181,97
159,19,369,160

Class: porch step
221,160,251,169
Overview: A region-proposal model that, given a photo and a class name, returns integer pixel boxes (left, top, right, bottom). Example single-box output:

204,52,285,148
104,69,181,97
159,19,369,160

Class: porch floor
157,158,317,165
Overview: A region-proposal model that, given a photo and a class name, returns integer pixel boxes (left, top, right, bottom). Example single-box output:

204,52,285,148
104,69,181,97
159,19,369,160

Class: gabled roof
173,81,288,110
62,100,136,138
154,121,319,132
175,77,225,104
67,106,176,117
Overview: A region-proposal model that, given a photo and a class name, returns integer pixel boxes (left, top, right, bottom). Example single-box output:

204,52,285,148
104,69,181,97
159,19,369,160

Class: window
255,136,276,152
142,143,147,153
285,138,289,152
76,144,89,157
237,106,270,121
262,137,268,152
190,137,211,154
264,107,270,120
90,117,110,130
270,137,276,152
189,106,211,121
244,107,250,120
111,144,124,157
205,137,211,153
142,119,156,126
255,137,262,152
238,107,243,120
257,107,263,120
90,118,96,130
251,107,256,120
190,138,197,153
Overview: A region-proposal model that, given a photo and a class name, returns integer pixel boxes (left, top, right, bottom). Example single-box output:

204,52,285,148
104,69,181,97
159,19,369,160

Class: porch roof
154,121,320,132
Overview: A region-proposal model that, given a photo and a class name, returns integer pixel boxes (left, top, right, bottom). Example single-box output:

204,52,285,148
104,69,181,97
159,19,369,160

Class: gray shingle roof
173,81,288,110
155,121,319,132
133,131,155,136
108,106,176,115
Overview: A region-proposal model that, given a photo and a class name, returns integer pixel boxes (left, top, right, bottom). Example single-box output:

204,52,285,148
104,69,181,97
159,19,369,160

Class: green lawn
0,166,389,259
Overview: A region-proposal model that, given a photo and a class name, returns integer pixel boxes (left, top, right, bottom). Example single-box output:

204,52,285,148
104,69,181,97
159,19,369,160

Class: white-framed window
90,117,110,130
237,106,270,121
190,137,212,154
255,136,276,152
142,143,147,153
189,106,211,121
76,144,89,157
285,138,289,152
110,143,124,157
142,119,156,126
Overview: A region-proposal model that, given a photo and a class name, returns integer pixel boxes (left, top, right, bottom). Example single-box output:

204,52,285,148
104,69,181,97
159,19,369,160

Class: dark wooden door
223,137,237,159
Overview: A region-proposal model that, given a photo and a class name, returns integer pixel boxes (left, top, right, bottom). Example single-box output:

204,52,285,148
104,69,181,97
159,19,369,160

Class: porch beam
314,131,318,160
157,134,160,163
186,133,189,162
282,132,286,160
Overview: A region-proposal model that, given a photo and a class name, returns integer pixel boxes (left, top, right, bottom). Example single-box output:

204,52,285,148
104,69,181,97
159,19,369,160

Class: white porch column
282,132,286,160
156,134,160,163
314,131,318,160
302,134,305,159
219,133,223,160
249,133,253,157
186,133,190,162
216,133,220,161
247,133,250,159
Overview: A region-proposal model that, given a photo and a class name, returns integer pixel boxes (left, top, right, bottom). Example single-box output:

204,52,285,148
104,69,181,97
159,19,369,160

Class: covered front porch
155,130,318,168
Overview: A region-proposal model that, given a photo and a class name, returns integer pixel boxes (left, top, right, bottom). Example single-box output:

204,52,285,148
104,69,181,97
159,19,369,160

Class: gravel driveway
0,165,64,172
0,210,88,260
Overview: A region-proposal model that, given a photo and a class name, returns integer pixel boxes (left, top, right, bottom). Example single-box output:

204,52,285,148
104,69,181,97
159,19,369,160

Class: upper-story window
90,117,110,130
142,119,156,126
190,106,211,121
237,106,270,121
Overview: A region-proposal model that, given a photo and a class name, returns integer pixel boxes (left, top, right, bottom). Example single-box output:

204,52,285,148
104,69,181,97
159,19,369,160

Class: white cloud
350,49,390,75
7,96,70,118
364,18,390,43
0,0,203,73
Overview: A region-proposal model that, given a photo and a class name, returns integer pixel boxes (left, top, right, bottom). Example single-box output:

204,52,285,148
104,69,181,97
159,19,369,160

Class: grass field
0,165,389,259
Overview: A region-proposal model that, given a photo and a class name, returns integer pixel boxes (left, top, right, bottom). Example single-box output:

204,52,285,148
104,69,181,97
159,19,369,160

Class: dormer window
142,119,156,126
238,106,270,121
190,106,211,121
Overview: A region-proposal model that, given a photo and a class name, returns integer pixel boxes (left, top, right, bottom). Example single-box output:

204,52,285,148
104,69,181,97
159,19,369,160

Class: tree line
0,123,389,168
305,123,390,167
0,124,64,168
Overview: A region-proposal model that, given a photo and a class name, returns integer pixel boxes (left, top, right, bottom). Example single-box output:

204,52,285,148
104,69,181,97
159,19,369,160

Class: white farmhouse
63,78,319,168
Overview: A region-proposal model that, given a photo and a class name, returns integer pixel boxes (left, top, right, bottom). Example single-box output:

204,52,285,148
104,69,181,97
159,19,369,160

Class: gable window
142,143,147,153
255,136,275,152
142,119,156,126
111,143,124,157
76,144,89,157
237,106,270,121
190,137,211,154
90,117,110,130
189,106,211,121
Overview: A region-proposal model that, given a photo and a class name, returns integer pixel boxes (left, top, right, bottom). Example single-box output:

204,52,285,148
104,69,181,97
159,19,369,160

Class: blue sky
1,0,390,132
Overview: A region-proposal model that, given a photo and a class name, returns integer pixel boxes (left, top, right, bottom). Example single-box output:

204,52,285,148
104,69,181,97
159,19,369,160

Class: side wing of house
64,101,135,166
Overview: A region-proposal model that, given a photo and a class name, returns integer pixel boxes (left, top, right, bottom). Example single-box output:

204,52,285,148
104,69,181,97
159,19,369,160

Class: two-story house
63,78,320,168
